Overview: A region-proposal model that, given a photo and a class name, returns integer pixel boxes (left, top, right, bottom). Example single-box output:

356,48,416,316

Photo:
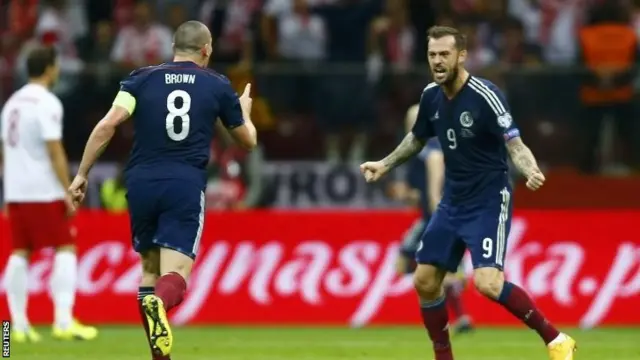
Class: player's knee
160,260,192,280
473,267,505,299
413,266,442,297
160,248,194,279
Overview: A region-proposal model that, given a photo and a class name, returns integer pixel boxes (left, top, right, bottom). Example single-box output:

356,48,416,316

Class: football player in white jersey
1,46,97,342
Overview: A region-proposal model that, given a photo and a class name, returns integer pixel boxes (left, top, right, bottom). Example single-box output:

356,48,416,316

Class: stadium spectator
313,0,381,162
275,0,327,62
508,0,542,43
156,0,200,25
369,0,416,75
0,34,20,102
36,0,89,55
7,0,39,41
202,0,261,67
498,17,543,67
577,2,639,173
265,0,326,122
539,0,587,65
405,0,436,61
17,0,87,96
110,0,173,71
367,0,418,126
165,2,190,31
261,0,336,60
457,21,497,73
85,21,117,91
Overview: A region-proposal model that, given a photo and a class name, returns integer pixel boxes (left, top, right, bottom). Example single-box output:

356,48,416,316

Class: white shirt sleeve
38,96,64,141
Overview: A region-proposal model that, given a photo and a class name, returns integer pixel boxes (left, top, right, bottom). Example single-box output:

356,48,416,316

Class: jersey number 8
166,90,191,141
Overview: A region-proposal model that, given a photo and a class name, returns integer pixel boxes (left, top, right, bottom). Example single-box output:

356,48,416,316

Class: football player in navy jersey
390,104,473,334
68,21,257,359
360,26,576,360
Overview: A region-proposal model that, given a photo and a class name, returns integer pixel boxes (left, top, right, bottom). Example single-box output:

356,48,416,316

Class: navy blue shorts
126,179,205,259
416,186,512,272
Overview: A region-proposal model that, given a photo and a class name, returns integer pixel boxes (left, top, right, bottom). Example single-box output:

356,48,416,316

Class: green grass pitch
9,326,640,359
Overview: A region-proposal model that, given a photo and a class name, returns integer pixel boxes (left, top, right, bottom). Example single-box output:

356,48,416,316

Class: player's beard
443,65,459,87
431,63,458,86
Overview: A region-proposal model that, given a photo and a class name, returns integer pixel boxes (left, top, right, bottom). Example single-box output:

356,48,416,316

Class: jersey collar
443,73,472,101
164,60,199,67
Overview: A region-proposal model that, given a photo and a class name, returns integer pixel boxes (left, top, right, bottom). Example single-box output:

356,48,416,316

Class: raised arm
219,83,257,151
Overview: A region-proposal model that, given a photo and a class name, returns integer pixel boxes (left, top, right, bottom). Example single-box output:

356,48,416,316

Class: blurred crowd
1,0,640,175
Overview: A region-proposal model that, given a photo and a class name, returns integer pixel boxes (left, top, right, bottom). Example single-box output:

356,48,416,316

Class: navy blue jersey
406,138,442,219
412,76,520,204
120,61,244,188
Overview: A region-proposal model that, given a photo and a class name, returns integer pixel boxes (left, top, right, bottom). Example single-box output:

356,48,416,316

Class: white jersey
1,83,65,202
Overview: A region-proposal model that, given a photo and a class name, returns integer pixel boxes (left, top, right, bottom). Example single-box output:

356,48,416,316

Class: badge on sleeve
497,112,513,128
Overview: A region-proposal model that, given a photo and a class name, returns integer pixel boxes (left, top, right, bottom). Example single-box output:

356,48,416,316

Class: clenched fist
360,161,390,183
68,175,89,208
526,170,545,191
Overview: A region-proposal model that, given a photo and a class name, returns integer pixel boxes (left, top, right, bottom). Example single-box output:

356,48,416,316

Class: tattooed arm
381,132,426,171
505,137,540,178
362,92,432,183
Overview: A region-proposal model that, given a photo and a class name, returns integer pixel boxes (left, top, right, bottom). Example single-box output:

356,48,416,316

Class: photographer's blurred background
2,0,640,210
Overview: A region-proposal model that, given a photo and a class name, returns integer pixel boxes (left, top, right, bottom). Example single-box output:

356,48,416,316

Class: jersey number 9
166,90,191,141
446,128,457,149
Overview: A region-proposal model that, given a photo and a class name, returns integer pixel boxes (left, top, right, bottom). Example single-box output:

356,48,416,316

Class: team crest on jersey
459,111,473,128
497,112,513,128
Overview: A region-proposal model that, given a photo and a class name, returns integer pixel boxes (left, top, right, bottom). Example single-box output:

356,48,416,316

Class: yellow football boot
52,320,98,341
11,328,42,343
548,333,577,360
142,295,173,356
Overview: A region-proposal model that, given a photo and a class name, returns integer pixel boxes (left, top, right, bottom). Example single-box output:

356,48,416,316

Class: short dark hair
427,26,467,51
26,46,57,78
173,21,210,53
